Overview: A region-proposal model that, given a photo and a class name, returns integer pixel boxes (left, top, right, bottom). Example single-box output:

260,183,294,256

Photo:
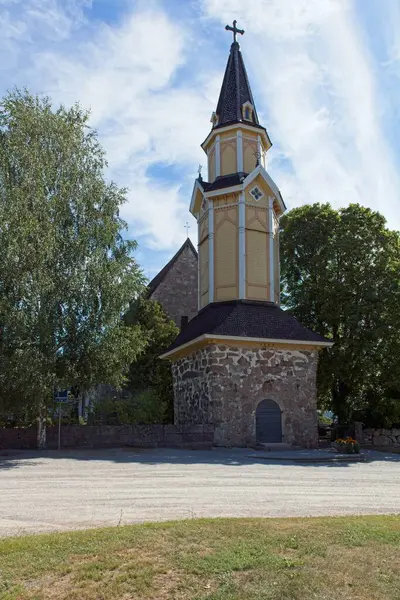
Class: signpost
54,390,69,450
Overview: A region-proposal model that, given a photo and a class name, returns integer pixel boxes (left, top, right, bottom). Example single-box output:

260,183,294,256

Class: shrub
90,389,167,425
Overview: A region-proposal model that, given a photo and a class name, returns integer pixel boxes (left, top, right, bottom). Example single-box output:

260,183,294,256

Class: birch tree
0,90,145,446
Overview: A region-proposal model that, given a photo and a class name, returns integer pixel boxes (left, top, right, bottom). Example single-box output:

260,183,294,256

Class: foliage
280,203,400,424
318,411,333,425
124,297,179,422
0,89,146,441
354,392,400,429
90,389,167,425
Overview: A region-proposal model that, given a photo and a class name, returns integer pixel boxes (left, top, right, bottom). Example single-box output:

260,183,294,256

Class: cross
253,150,261,167
225,19,245,43
197,164,203,181
184,221,190,238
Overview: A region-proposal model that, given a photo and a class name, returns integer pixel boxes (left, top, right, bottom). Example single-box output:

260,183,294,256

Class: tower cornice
201,122,272,154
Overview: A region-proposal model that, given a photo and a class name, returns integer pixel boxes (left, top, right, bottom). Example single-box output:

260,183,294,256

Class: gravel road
0,448,399,537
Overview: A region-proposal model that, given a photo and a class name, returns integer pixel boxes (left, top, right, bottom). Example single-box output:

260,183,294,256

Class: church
157,22,332,448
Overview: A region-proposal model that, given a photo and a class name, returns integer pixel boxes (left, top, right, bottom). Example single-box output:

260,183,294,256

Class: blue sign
54,389,69,403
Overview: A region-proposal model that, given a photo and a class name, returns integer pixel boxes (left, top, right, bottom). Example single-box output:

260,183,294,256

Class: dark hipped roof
148,238,197,297
202,172,248,192
167,300,330,352
215,41,259,127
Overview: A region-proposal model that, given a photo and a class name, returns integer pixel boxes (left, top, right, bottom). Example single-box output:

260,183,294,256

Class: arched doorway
256,399,282,443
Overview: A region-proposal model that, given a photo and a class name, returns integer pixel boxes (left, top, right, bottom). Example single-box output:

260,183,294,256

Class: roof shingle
166,300,330,352
216,42,259,127
202,172,247,192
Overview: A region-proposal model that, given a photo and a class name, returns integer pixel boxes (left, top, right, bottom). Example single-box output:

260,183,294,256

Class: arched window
242,102,253,121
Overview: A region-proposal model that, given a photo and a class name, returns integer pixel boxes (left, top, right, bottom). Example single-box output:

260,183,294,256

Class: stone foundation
172,343,319,448
362,428,400,448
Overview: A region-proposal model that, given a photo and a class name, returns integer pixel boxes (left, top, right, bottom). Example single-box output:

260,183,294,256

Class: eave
189,178,206,216
201,122,272,153
160,333,333,361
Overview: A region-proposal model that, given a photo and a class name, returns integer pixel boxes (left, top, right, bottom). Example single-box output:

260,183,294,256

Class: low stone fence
362,428,400,449
0,424,214,450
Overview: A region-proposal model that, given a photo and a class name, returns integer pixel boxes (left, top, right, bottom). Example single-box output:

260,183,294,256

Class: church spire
213,21,259,129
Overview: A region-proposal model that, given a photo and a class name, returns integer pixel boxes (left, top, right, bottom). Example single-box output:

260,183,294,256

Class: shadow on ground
1,446,399,471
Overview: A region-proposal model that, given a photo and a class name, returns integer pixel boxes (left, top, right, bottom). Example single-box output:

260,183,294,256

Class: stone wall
172,347,213,424
0,427,37,450
362,428,400,448
150,243,198,326
172,343,319,448
0,424,214,450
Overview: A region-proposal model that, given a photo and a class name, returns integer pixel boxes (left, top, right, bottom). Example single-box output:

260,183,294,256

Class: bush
90,389,167,425
124,298,178,423
354,394,400,429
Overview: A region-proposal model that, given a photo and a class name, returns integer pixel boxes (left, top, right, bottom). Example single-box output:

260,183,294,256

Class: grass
0,516,399,599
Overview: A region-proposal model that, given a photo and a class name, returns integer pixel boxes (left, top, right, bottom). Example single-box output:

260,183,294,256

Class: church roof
147,238,197,297
201,172,247,192
215,41,259,128
164,300,331,354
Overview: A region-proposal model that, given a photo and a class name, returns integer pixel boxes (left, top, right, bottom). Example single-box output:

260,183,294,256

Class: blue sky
1,0,400,282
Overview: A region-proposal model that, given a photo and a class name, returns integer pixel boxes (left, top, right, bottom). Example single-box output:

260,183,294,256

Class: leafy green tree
90,389,168,426
0,89,146,445
280,203,400,424
124,297,179,422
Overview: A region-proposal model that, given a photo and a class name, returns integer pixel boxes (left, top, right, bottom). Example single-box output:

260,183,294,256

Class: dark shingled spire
215,41,259,128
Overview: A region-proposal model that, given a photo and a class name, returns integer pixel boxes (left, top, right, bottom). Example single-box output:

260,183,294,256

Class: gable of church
148,239,198,326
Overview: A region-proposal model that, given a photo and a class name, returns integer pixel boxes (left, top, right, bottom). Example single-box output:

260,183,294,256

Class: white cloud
377,0,400,66
202,0,400,230
1,0,399,270
0,0,213,250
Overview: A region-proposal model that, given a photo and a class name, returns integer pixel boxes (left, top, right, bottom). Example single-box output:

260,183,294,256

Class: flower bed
333,437,360,454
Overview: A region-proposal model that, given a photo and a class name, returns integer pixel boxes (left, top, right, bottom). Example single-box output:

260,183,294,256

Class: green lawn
0,516,399,600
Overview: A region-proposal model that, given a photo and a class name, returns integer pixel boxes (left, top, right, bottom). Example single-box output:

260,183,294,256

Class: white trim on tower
238,191,246,298
237,130,243,172
268,196,275,302
197,220,201,311
257,134,262,158
208,198,215,302
215,135,221,177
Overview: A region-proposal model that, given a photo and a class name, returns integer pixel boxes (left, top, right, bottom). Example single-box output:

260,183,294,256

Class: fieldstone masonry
362,428,400,448
172,343,319,448
149,242,198,326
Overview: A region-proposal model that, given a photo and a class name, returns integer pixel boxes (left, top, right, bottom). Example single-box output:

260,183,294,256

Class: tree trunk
331,380,351,425
83,391,91,422
37,405,47,449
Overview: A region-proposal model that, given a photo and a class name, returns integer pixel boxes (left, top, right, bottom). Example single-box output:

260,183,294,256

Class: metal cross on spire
225,19,245,43
184,221,190,239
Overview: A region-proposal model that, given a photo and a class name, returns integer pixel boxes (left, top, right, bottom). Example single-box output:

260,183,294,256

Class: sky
1,0,400,281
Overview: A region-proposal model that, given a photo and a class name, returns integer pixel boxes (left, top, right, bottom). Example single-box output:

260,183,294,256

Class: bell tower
190,22,285,309
162,22,332,450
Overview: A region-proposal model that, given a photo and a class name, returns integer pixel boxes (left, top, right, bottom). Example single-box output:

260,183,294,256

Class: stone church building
148,238,198,327
157,23,332,448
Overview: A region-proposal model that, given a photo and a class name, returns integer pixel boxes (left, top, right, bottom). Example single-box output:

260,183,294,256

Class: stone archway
256,399,282,443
